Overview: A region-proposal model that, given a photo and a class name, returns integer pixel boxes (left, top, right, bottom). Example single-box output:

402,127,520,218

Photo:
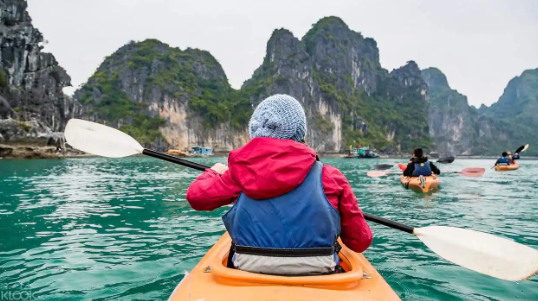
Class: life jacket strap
226,241,236,268
234,244,336,257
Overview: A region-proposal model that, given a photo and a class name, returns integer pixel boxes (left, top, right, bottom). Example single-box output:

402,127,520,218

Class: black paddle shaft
142,148,416,234
363,213,414,233
515,145,526,154
142,149,208,171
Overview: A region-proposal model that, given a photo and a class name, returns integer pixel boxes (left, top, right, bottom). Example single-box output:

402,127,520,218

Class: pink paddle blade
367,171,388,178
460,167,486,177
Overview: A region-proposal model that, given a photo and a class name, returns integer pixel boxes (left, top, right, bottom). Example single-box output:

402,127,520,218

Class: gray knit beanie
249,94,307,142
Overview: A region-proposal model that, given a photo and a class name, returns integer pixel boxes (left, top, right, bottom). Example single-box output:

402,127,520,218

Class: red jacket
186,137,373,253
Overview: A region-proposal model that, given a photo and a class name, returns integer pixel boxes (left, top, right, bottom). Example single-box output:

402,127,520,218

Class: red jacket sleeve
322,166,373,253
186,168,241,211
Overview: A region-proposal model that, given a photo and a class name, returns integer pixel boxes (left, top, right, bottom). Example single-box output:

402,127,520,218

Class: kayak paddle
367,171,399,178
373,164,393,170
367,167,485,178
369,216,538,282
64,118,538,281
63,118,208,171
436,156,455,164
515,144,529,154
444,167,485,177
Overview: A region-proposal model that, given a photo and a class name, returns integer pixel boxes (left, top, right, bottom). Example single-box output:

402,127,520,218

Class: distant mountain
73,39,249,151
75,17,432,153
481,68,538,123
425,68,537,156
242,18,432,153
1,0,535,156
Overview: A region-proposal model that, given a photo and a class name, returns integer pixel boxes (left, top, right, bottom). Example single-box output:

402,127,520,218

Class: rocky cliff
424,68,477,155
76,17,432,153
0,0,81,146
425,67,536,156
481,68,538,123
242,18,432,153
74,39,250,151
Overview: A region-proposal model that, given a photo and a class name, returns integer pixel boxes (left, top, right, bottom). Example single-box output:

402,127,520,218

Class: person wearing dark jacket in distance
495,152,510,166
186,94,373,276
403,148,441,177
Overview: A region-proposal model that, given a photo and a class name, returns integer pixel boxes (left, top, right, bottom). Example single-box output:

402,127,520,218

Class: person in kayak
402,148,441,188
186,94,373,276
495,152,510,166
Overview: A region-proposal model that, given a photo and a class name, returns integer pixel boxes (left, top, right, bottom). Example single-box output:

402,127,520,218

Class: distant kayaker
495,152,510,166
402,148,441,178
186,94,373,276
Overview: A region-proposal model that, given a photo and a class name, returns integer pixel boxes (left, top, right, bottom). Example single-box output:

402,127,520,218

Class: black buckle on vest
334,241,342,254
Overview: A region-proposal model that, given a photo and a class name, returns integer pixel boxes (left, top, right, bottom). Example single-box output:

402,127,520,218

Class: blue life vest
222,161,341,276
498,157,509,164
412,160,432,177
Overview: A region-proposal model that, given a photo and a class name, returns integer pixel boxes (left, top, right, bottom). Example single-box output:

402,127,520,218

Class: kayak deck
168,233,401,301
495,162,519,171
400,175,440,193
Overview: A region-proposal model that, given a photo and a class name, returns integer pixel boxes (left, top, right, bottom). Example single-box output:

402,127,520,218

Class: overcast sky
28,0,538,107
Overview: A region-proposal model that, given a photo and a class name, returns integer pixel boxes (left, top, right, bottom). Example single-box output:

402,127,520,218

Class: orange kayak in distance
168,233,401,301
400,175,441,193
397,163,440,193
495,161,519,171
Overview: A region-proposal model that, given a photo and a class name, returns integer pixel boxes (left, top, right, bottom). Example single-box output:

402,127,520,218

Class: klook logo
0,283,36,301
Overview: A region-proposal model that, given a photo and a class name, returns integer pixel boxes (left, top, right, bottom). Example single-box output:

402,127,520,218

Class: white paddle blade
414,226,538,281
64,119,144,158
367,171,388,178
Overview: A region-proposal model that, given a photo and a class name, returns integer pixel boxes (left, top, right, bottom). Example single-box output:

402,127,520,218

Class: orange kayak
400,175,440,193
168,233,401,301
495,162,519,171
397,163,440,193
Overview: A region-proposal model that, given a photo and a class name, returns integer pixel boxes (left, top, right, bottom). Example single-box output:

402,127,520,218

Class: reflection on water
0,157,537,300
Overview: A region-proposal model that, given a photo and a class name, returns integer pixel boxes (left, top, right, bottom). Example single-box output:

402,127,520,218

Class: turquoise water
1,157,537,300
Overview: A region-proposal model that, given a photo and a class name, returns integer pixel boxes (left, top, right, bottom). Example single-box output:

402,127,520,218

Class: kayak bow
400,175,441,193
168,233,401,301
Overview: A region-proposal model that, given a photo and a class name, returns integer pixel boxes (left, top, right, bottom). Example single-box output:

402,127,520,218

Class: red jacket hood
228,137,317,200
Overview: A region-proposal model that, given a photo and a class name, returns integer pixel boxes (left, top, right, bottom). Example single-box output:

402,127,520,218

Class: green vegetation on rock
75,39,254,145
483,68,538,124
0,71,7,88
301,18,432,152
17,121,32,132
77,69,165,144
239,19,432,153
